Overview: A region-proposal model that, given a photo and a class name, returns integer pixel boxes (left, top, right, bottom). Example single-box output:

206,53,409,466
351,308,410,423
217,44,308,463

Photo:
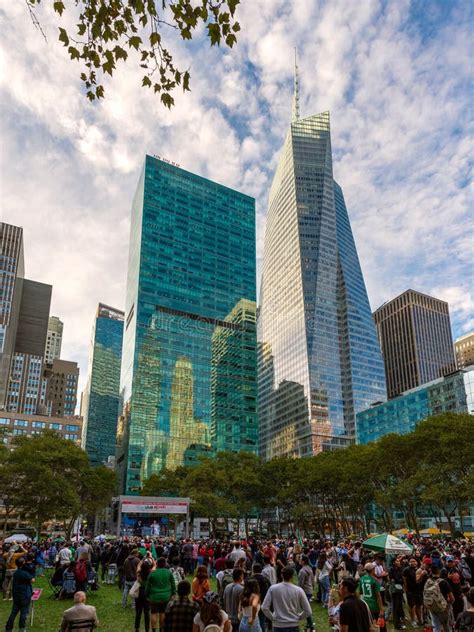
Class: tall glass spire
292,48,300,122
258,82,387,460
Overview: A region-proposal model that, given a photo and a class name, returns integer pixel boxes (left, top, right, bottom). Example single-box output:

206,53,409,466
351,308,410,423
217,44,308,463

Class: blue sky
1,0,472,397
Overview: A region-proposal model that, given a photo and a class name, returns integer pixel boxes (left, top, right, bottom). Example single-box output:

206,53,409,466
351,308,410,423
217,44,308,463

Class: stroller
105,563,118,584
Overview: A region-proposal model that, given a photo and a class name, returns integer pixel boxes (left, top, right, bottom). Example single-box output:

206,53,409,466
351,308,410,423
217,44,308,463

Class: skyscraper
0,223,24,409
41,358,79,417
81,303,124,466
117,155,257,494
454,332,474,369
45,316,63,363
258,69,386,459
374,289,457,399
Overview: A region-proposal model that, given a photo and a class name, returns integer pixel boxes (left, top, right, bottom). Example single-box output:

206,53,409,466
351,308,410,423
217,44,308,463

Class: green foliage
140,414,474,536
0,431,117,536
25,0,241,106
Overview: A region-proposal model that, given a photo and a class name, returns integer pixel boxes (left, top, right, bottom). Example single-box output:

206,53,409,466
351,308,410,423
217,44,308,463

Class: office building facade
82,303,124,466
45,316,63,363
374,289,457,399
455,332,474,369
0,223,25,409
258,99,386,460
0,411,83,447
41,358,79,417
356,366,474,444
117,156,257,493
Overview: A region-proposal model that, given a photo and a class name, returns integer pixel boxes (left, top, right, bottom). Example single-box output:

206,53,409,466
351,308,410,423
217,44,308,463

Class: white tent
4,533,28,543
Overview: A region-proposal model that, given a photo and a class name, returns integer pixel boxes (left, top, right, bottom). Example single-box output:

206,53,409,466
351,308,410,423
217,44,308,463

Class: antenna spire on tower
292,47,300,122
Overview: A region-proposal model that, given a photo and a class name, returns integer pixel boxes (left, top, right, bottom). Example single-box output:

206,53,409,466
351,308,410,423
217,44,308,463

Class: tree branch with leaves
25,0,241,106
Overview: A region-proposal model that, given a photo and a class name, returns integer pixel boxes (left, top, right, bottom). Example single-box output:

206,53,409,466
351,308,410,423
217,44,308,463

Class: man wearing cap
442,556,467,620
359,563,385,630
163,580,199,632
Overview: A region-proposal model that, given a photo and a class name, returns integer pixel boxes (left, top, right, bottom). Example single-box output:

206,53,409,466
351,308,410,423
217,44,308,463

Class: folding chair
47,576,62,599
67,619,96,631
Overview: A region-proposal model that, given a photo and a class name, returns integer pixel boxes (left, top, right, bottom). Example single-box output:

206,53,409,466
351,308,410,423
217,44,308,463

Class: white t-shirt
193,610,229,631
60,548,71,563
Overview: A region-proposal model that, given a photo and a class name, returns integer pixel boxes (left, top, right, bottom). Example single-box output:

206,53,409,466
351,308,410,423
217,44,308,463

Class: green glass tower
82,303,124,465
118,156,257,494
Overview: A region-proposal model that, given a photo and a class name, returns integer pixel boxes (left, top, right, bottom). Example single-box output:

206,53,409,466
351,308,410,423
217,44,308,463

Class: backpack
460,559,472,582
75,559,88,583
423,577,448,614
220,570,234,598
171,566,184,586
203,625,222,632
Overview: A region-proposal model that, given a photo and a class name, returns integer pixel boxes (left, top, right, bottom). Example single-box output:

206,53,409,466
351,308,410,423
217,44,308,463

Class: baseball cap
445,555,455,562
365,562,376,571
422,556,433,565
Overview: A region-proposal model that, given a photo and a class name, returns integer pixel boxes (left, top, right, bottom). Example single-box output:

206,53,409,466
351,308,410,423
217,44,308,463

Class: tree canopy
25,0,241,106
142,413,474,536
0,430,117,537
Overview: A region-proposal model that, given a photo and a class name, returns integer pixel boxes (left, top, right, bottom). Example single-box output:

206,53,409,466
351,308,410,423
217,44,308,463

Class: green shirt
359,574,380,613
145,567,176,603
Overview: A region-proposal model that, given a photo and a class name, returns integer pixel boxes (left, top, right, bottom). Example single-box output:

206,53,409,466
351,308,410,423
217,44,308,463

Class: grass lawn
0,573,396,631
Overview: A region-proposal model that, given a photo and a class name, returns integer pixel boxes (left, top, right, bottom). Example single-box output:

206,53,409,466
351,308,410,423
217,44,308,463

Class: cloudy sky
1,0,472,400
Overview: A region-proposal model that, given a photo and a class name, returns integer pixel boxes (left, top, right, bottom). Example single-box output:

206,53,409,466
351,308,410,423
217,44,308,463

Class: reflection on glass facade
118,156,257,494
82,304,124,465
258,110,386,459
356,367,473,444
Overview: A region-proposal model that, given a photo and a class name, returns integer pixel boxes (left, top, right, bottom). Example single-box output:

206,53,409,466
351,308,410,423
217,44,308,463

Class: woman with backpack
192,565,211,604
74,552,91,592
238,579,262,632
192,591,231,632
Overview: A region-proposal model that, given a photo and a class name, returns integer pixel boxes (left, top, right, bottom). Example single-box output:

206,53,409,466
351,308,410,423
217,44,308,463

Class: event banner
121,500,188,514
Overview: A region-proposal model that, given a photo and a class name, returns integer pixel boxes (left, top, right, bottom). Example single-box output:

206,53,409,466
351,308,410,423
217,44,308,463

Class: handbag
129,580,141,599
364,600,380,632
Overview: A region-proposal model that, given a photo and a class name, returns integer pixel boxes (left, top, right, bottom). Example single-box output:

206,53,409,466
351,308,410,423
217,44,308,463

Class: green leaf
142,75,152,87
96,85,105,99
58,27,69,47
114,46,128,62
68,46,80,61
53,1,65,16
128,35,142,50
161,93,174,108
149,31,160,46
182,70,191,91
233,21,241,33
208,23,221,46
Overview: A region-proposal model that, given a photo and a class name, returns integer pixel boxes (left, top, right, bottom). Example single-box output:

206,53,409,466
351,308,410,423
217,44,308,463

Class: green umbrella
363,533,413,554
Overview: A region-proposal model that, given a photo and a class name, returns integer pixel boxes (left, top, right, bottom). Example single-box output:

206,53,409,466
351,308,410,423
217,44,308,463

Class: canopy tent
392,528,410,536
4,533,28,543
363,533,413,554
420,528,450,536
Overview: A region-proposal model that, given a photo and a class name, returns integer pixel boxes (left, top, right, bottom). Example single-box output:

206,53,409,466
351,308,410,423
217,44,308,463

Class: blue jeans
122,580,135,607
430,610,450,632
258,610,268,632
319,575,330,606
6,598,31,631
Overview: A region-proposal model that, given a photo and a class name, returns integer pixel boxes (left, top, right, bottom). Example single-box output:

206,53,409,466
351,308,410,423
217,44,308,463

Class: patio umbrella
4,533,28,543
363,533,413,554
393,528,410,536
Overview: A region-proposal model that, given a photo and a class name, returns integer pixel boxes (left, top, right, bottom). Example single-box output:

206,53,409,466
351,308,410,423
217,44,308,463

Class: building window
50,423,62,430
14,419,29,427
32,421,46,428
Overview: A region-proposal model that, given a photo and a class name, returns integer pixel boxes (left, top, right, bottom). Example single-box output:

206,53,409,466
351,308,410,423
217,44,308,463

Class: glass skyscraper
117,156,257,494
258,92,386,459
82,303,124,466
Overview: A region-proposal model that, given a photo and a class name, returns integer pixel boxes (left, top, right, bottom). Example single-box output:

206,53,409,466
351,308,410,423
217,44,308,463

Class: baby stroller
105,563,118,584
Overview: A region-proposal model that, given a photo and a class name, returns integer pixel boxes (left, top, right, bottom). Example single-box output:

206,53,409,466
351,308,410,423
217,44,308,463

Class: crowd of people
1,534,473,632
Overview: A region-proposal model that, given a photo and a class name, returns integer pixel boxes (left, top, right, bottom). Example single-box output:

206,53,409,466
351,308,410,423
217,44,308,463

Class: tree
141,466,188,497
25,0,241,106
2,431,115,538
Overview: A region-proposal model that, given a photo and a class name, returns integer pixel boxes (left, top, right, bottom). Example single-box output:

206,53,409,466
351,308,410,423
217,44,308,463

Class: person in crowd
261,565,312,632
317,551,333,608
443,555,468,620
170,556,185,587
388,556,406,630
123,547,140,608
218,559,235,596
76,540,91,561
403,557,424,627
261,556,277,587
338,576,370,632
455,587,474,631
239,578,262,632
360,562,385,631
60,590,99,631
163,579,199,632
59,542,72,567
146,556,176,632
3,543,27,600
249,563,271,632
135,555,154,632
424,563,453,632
223,568,245,632
193,590,231,632
74,552,92,593
298,554,315,631
61,560,77,599
192,564,211,604
229,542,247,565
5,557,34,632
